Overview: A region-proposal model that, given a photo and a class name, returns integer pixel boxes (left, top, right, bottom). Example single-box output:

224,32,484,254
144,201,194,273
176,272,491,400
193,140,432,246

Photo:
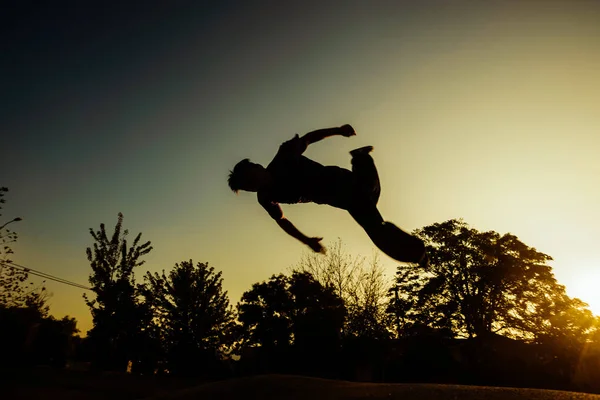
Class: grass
6,369,600,400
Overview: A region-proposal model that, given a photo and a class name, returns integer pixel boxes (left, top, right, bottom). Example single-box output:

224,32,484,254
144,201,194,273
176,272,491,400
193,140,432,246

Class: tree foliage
84,212,152,371
0,187,21,263
295,239,391,339
0,187,48,311
237,271,346,350
0,186,25,307
573,320,600,393
389,219,592,341
30,315,80,367
142,260,235,375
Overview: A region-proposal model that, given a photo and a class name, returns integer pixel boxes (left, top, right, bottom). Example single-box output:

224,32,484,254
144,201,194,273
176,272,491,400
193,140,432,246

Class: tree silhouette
0,186,46,309
237,274,292,349
389,219,588,340
30,315,79,367
84,212,153,371
237,271,346,350
142,260,235,376
0,187,53,367
0,187,21,264
387,264,455,338
573,319,600,393
237,271,346,376
295,239,391,339
524,293,597,383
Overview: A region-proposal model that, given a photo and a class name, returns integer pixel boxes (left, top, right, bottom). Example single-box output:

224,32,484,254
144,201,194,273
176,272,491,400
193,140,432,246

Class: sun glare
566,268,600,317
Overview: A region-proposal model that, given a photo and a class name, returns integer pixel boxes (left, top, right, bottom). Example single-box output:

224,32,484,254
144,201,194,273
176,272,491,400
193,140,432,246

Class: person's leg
350,146,380,206
348,147,427,265
347,198,384,231
348,201,426,265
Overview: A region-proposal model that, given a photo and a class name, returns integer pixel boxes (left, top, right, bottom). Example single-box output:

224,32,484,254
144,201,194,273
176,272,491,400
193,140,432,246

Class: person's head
227,159,270,193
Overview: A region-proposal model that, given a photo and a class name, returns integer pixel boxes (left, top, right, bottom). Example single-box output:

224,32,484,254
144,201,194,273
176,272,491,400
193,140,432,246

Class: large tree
237,271,346,376
30,315,80,368
295,238,391,339
0,187,51,368
237,271,346,350
142,260,235,376
84,212,153,371
388,219,592,341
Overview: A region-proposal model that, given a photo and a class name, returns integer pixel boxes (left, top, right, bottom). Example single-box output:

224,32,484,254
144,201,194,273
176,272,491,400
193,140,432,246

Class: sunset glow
564,267,600,316
3,1,600,335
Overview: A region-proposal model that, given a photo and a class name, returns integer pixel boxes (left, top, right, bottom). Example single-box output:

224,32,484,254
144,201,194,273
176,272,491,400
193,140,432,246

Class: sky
2,0,600,334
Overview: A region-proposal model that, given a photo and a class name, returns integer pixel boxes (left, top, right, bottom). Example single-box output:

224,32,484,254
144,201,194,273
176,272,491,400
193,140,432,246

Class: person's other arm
276,217,325,253
300,124,356,146
260,198,325,253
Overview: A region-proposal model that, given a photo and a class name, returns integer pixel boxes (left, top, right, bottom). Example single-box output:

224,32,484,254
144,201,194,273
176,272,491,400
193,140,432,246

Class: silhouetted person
228,124,428,266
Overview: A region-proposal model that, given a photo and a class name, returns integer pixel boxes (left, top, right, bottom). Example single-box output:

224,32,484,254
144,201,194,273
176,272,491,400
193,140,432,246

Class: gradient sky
3,1,600,334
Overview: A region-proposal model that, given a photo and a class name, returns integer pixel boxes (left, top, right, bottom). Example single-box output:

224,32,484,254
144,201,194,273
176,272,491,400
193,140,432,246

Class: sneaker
350,146,374,157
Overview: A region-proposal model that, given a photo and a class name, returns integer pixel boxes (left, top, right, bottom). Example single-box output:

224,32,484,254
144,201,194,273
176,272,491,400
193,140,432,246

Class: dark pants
348,152,426,264
348,152,383,228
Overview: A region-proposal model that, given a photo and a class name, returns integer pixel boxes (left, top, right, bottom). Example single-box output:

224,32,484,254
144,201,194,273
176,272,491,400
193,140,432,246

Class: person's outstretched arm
259,197,326,253
300,124,356,146
276,217,325,254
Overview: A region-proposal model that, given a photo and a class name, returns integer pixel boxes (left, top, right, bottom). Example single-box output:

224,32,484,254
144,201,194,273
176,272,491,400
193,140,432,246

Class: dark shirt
258,135,355,220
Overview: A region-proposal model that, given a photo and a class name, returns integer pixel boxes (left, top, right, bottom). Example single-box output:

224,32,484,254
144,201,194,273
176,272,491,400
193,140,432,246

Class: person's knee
349,205,383,230
370,186,381,205
351,155,375,169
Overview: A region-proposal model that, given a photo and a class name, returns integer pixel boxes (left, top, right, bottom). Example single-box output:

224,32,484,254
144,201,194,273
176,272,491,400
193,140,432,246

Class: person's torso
263,154,354,209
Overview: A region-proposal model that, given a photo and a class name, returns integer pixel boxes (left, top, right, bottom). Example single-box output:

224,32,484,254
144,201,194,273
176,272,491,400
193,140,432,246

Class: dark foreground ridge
147,374,600,400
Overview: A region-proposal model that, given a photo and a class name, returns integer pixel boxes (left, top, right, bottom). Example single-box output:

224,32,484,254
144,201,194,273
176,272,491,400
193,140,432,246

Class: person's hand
340,124,356,137
306,237,326,254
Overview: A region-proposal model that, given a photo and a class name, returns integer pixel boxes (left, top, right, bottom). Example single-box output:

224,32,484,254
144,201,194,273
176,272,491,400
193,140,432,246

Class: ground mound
147,374,600,400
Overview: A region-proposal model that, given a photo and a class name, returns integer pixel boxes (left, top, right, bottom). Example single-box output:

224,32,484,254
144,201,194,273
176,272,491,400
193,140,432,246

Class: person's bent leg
348,199,384,231
348,200,426,265
350,147,381,206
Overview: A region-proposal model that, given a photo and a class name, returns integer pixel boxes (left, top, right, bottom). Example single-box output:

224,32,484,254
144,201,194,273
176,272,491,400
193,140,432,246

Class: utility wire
1,260,93,291
8,261,92,290
6,261,92,291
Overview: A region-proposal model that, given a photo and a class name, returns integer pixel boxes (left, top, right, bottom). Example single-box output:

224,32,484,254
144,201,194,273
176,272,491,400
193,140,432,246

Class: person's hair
227,158,253,193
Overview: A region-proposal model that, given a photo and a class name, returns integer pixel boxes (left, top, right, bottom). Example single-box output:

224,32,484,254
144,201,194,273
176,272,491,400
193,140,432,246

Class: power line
5,262,92,290
6,261,92,291
1,260,93,291
5,261,92,291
